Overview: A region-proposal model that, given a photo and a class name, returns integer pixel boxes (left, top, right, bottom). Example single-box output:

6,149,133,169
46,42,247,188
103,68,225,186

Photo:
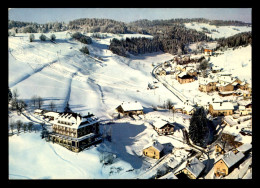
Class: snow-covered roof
212,98,223,103
236,143,252,153
153,119,174,129
239,106,246,110
183,105,195,112
159,172,178,179
215,151,245,168
120,101,143,112
185,157,205,178
44,111,60,117
224,116,237,126
143,141,164,152
52,112,99,129
178,71,189,78
34,109,43,113
211,102,234,110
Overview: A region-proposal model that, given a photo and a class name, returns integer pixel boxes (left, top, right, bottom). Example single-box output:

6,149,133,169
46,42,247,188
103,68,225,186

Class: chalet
177,72,195,84
116,101,144,116
159,172,178,179
143,141,164,159
198,78,217,92
34,109,43,115
204,49,213,56
174,157,205,179
233,143,252,155
49,112,102,152
214,151,245,177
209,102,234,117
152,120,175,135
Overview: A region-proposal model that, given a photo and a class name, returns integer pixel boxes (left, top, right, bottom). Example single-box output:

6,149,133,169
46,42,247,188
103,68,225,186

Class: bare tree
28,122,33,132
31,95,38,108
36,96,44,109
23,123,27,133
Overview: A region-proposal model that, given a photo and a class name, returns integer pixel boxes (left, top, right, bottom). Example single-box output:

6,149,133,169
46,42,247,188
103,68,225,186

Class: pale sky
8,8,252,24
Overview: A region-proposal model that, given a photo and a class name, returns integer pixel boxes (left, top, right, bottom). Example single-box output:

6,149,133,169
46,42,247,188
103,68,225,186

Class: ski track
9,59,58,88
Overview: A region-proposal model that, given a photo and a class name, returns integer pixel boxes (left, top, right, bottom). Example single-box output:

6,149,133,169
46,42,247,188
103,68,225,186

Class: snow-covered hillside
8,30,251,179
184,22,251,39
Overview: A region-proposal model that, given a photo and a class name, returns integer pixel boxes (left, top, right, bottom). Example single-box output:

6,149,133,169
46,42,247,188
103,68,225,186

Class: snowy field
184,22,252,39
8,30,251,179
8,32,186,179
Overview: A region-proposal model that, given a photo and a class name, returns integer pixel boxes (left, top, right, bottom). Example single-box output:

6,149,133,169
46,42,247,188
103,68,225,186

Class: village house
215,141,234,155
217,82,234,92
232,143,252,155
209,102,234,117
214,151,245,177
211,65,223,73
174,157,205,179
152,119,175,135
204,49,213,56
238,105,251,116
176,71,195,84
49,112,102,152
198,78,217,92
182,105,195,115
157,67,166,76
172,104,183,113
116,101,144,116
143,141,164,159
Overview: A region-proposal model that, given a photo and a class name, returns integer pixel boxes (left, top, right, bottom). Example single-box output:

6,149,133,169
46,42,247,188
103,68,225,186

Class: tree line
216,31,252,49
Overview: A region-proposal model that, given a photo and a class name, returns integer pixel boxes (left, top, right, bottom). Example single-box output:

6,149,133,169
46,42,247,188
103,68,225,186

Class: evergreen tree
50,34,56,41
39,34,46,41
29,34,35,42
188,107,209,147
